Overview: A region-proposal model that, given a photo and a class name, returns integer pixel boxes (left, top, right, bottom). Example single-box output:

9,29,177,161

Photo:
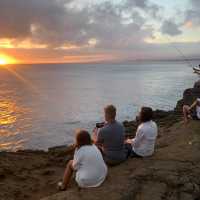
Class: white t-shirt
72,145,107,188
196,105,200,119
132,120,158,157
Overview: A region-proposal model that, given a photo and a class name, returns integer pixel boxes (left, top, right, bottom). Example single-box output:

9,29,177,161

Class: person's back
73,144,107,188
125,107,158,158
97,120,126,163
94,105,127,165
58,130,107,191
133,120,157,157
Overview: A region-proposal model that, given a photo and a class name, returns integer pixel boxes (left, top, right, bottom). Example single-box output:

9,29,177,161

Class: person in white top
126,107,158,157
58,129,107,190
183,98,200,124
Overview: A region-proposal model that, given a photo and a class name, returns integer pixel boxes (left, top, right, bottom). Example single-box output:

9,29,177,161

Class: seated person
93,105,127,166
126,107,158,157
183,98,200,124
58,129,107,190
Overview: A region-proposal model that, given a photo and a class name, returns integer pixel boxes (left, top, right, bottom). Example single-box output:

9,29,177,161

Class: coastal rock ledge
0,81,200,200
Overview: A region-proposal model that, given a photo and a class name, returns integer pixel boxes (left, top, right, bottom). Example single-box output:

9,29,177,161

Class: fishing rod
165,36,194,68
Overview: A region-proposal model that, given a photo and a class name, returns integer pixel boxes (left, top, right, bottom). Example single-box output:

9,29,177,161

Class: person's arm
92,127,98,143
132,127,145,148
95,129,104,148
72,149,82,170
189,100,197,110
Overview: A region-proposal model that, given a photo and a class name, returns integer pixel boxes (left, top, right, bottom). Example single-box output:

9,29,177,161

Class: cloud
0,0,159,50
161,20,182,36
185,0,200,26
0,0,67,39
0,0,90,47
124,0,160,18
0,0,199,62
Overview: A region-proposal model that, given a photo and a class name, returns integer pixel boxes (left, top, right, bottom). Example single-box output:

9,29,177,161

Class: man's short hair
104,105,116,119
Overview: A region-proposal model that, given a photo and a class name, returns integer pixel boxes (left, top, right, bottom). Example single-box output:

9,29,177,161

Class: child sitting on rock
58,129,107,190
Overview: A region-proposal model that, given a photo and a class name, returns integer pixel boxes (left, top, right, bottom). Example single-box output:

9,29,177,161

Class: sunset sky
0,0,200,64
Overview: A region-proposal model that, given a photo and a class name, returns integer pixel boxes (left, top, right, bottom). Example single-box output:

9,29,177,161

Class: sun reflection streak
3,66,41,95
0,139,27,151
0,98,31,151
0,100,17,126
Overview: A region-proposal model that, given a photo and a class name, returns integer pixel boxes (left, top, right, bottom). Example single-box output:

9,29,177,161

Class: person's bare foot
57,181,67,191
182,119,189,127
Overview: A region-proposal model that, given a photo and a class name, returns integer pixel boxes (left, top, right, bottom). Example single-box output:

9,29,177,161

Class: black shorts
124,143,142,158
191,112,200,120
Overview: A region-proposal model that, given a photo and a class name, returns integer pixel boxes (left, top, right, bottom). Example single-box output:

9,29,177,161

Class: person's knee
183,105,189,112
67,160,73,169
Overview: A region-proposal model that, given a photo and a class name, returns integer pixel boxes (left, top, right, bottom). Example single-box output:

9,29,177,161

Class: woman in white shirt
58,129,107,190
183,98,200,124
126,107,158,157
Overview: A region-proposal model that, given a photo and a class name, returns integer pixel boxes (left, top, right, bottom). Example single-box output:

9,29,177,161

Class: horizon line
4,57,200,66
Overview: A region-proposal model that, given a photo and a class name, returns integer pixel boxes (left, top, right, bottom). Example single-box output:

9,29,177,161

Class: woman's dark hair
140,107,153,123
75,129,92,148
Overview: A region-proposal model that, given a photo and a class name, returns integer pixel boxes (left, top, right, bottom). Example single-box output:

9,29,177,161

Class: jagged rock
167,192,178,200
0,168,6,179
135,182,167,200
180,192,194,200
179,176,190,185
17,149,46,154
121,179,140,200
153,110,173,119
48,144,75,157
42,145,75,167
41,169,55,176
181,182,194,193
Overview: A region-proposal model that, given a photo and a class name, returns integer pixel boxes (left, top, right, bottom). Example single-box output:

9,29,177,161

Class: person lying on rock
183,98,200,124
58,129,107,190
125,107,158,158
93,105,128,166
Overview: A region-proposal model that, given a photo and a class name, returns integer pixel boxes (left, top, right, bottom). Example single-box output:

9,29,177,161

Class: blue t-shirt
97,121,126,162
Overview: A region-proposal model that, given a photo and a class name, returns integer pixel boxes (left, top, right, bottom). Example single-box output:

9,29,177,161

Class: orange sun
0,54,17,65
0,58,7,65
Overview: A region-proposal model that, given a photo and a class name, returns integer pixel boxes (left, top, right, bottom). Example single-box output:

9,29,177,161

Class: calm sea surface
0,61,199,151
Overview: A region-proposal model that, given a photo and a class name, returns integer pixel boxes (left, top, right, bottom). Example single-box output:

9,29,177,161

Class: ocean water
0,61,199,151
